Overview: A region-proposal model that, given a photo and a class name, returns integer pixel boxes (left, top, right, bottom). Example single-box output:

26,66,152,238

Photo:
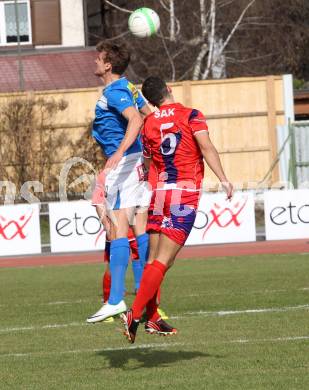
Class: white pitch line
1,304,308,334
173,304,309,319
3,299,90,307
1,336,308,359
186,287,309,298
230,336,309,344
0,322,84,333
47,300,86,305
0,342,184,359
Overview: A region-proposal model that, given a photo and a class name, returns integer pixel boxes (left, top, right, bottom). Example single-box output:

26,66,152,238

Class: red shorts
103,227,139,262
147,189,200,246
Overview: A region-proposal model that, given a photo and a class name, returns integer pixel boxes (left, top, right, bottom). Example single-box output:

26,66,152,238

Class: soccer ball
128,8,160,38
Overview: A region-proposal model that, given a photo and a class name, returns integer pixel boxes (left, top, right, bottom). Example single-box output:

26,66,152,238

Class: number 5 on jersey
160,122,181,156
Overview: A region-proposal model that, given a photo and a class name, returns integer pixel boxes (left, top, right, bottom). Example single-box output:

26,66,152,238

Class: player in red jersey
121,76,233,343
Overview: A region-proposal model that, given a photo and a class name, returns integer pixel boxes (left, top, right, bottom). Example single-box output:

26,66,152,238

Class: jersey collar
103,77,126,91
159,102,184,110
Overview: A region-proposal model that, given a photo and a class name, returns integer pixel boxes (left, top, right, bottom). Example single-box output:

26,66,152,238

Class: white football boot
86,300,127,323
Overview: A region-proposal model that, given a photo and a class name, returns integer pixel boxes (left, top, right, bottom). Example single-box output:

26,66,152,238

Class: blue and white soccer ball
128,8,160,38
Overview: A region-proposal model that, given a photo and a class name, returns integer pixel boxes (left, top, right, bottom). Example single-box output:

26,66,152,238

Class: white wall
276,75,295,184
60,0,85,47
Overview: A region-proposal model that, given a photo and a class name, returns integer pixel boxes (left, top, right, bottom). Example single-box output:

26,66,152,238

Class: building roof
294,90,309,119
0,49,102,93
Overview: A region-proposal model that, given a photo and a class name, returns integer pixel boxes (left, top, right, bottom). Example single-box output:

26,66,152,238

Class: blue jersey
92,77,146,158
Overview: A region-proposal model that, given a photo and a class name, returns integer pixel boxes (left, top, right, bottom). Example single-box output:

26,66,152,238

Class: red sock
132,260,167,320
146,287,161,322
102,270,111,303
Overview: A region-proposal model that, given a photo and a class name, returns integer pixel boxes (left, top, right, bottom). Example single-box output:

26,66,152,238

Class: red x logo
0,210,33,240
203,197,248,238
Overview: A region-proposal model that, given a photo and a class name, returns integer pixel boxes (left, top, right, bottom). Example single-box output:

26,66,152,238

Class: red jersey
142,103,208,190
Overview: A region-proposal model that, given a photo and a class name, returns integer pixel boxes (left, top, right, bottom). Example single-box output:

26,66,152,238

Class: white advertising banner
186,191,256,245
0,203,41,257
49,201,106,253
264,189,309,240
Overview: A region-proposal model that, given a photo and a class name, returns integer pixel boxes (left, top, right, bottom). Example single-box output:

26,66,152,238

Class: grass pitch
0,253,308,389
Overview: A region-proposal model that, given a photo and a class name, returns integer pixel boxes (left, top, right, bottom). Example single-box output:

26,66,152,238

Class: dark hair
141,76,169,107
96,41,130,75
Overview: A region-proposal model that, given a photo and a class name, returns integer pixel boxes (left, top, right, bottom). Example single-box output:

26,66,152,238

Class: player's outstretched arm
105,106,143,170
139,104,152,117
195,131,233,200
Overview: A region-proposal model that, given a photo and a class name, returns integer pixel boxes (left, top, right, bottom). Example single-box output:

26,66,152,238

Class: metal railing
289,121,309,188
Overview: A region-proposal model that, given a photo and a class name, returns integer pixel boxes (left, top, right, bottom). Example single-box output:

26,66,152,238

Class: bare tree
86,0,308,82
0,97,106,200
0,96,69,198
98,0,256,81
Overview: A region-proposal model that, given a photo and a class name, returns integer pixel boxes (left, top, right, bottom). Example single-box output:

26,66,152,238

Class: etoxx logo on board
49,201,105,253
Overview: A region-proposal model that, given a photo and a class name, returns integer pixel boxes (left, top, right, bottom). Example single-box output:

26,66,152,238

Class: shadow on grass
97,348,223,370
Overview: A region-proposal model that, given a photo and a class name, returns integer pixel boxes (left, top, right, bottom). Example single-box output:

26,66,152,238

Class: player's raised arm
137,88,152,117
195,131,233,200
139,104,152,117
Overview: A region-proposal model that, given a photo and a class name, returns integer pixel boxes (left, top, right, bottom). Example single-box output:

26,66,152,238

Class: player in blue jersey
87,42,152,323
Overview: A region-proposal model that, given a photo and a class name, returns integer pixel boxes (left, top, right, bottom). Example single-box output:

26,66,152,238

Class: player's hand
104,151,123,171
221,181,233,201
101,214,111,239
96,204,111,237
